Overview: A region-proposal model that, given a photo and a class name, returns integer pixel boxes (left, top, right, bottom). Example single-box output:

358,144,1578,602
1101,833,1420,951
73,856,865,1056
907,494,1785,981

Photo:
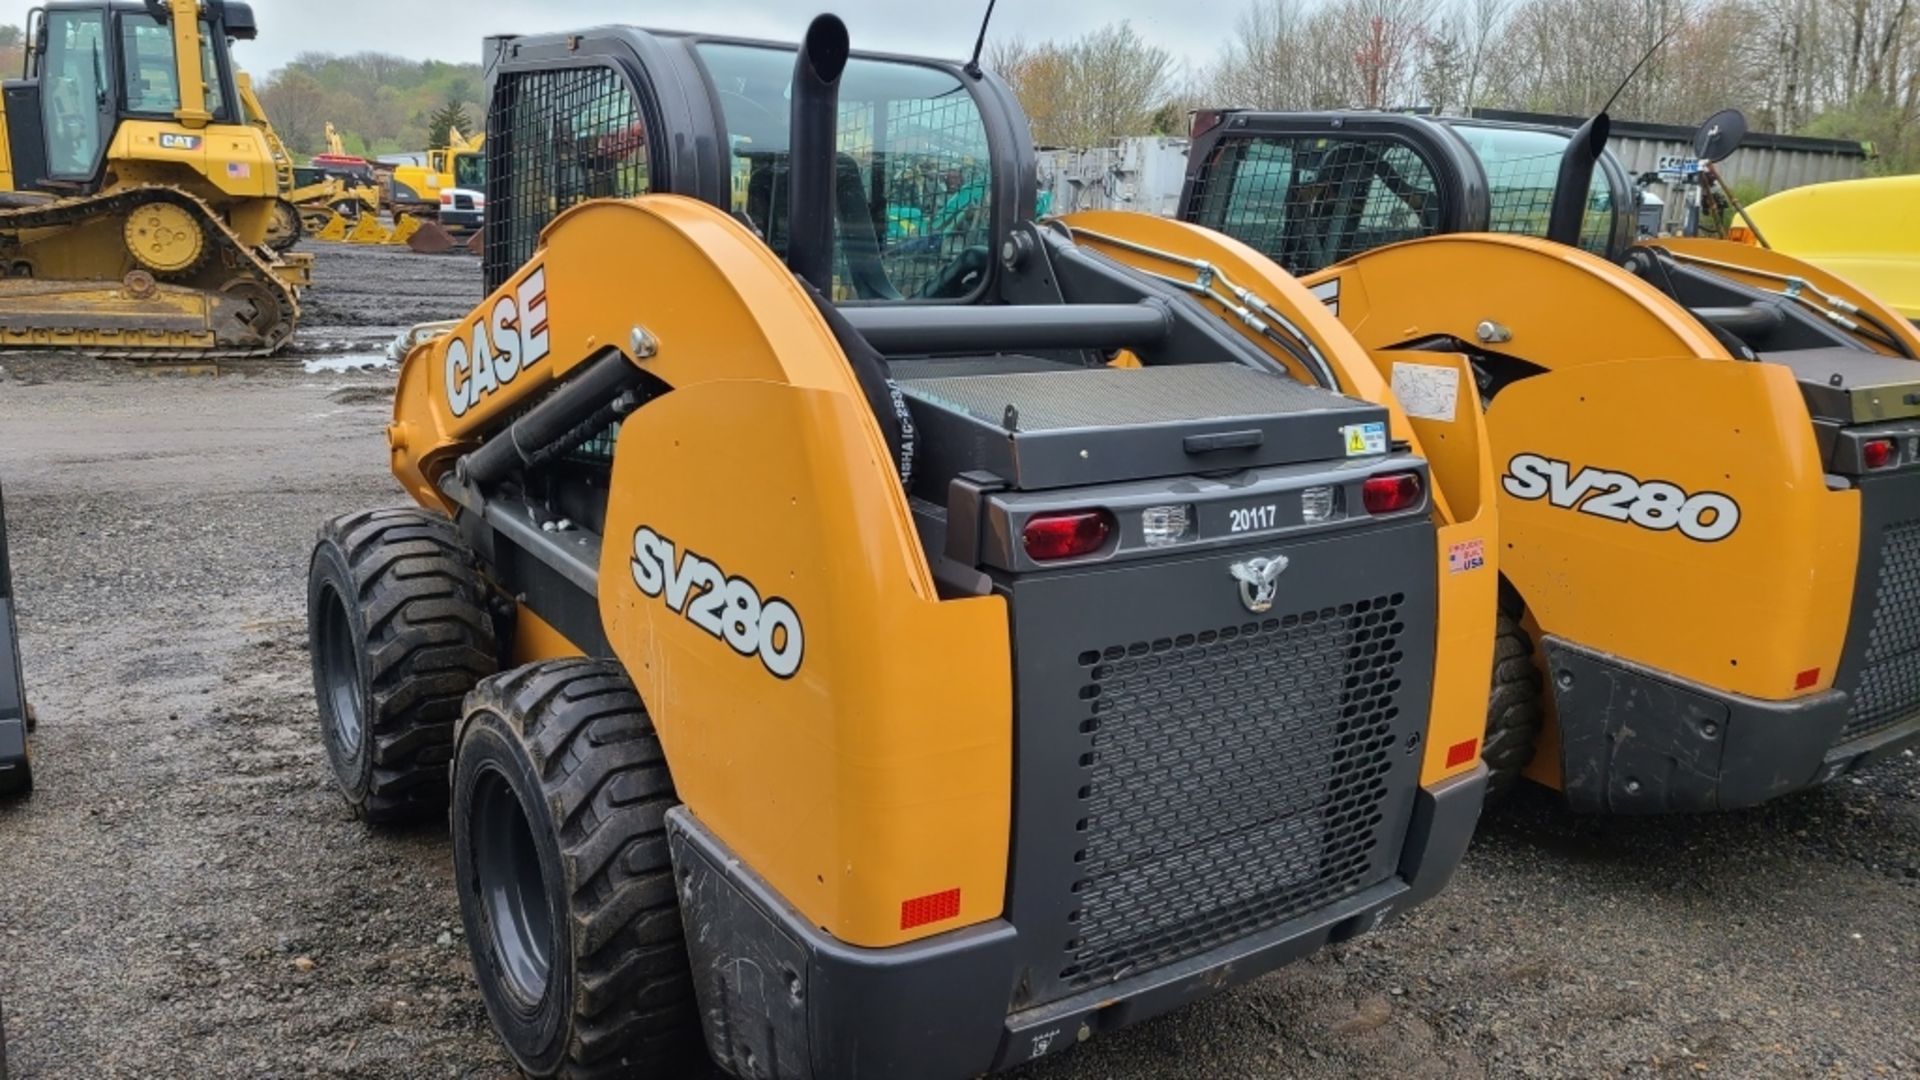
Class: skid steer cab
305,16,1498,1079
0,482,30,798
1181,108,1920,814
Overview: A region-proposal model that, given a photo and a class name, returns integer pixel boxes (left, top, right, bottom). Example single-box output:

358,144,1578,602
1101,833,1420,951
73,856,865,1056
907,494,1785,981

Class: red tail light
1362,472,1423,514
1862,438,1897,470
1023,510,1114,561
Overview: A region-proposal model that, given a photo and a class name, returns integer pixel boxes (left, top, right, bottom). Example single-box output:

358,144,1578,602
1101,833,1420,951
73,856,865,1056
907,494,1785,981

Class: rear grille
1844,519,1920,742
1063,593,1409,989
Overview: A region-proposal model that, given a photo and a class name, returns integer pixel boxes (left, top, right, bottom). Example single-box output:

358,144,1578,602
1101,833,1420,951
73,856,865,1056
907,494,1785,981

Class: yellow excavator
0,0,303,356
387,123,482,221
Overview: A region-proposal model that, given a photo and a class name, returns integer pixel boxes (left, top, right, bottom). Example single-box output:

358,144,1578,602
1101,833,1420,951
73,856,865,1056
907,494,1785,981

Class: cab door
35,6,116,183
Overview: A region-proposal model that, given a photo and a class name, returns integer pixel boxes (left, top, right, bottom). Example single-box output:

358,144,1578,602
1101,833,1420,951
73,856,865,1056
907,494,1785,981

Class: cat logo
158,133,201,151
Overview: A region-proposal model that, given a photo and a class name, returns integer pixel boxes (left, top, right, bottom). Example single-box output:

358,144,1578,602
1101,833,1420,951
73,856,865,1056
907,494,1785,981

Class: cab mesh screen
485,64,652,293
1183,136,1442,277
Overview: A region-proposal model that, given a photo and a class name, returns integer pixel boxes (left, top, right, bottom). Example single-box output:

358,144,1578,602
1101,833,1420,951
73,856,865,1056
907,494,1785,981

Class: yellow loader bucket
316,213,349,242
389,214,423,246
345,214,392,245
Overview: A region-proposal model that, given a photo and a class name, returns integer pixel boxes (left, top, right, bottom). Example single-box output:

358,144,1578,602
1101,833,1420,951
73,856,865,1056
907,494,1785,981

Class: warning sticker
1390,362,1461,422
1342,420,1387,456
1448,538,1487,574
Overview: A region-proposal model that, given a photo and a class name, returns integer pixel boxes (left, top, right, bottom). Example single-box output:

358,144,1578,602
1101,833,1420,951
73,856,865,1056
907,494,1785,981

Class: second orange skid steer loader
306,16,1498,1078
1181,108,1920,813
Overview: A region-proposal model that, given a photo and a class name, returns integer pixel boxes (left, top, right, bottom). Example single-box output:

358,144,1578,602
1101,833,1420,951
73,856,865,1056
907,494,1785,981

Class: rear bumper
1547,636,1920,814
439,209,482,232
665,766,1485,1079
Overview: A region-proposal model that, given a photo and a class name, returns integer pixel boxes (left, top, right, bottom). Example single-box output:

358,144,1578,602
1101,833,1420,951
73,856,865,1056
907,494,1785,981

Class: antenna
1601,21,1680,115
964,0,999,79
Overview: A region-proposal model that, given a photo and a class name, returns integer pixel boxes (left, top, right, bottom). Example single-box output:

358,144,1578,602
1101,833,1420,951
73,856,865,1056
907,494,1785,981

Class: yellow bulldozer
1182,108,1920,812
306,14,1504,1078
0,0,304,356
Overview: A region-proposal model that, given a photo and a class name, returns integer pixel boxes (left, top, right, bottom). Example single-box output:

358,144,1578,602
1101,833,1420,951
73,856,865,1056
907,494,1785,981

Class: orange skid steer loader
306,16,1499,1078
1181,108,1920,813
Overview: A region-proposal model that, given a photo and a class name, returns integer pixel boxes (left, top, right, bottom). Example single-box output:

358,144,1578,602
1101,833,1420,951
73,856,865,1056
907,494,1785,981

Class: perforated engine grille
1063,593,1409,988
1844,520,1920,742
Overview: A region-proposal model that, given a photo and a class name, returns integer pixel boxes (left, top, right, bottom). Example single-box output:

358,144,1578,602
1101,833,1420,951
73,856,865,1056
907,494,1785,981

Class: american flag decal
227,162,250,179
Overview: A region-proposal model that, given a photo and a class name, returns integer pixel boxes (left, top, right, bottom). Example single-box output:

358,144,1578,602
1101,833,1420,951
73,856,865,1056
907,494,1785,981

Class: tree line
992,0,1920,173
253,52,484,158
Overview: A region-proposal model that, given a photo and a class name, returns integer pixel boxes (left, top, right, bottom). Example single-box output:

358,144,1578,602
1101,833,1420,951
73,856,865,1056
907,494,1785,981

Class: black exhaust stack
786,14,850,292
1545,113,1610,247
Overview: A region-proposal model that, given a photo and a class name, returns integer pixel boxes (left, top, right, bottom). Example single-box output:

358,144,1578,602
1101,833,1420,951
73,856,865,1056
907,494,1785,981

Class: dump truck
306,15,1501,1078
0,0,304,356
1182,108,1920,811
1,481,31,798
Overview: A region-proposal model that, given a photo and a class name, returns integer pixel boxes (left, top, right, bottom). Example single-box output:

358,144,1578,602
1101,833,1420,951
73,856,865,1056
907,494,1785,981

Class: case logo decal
446,266,551,417
1501,453,1740,542
1229,555,1290,613
630,526,805,678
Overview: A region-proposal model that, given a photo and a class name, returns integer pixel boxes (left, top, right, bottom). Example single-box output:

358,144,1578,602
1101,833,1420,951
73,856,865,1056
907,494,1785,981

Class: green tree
425,99,475,149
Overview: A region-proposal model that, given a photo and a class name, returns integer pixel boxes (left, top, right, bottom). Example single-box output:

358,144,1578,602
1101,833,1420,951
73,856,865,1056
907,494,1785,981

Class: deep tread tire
1483,586,1545,804
308,507,497,825
453,659,701,1079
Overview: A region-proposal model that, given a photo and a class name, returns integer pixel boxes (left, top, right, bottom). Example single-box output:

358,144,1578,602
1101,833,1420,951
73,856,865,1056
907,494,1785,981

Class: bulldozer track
0,184,300,359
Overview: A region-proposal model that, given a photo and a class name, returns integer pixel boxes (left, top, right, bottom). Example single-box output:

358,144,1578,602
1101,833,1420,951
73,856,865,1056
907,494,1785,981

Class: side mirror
1693,108,1747,163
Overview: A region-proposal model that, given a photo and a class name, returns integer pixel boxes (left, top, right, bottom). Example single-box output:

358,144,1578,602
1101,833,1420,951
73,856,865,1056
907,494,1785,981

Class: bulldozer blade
316,213,349,242
345,214,392,245
407,221,458,254
0,278,217,351
389,214,424,246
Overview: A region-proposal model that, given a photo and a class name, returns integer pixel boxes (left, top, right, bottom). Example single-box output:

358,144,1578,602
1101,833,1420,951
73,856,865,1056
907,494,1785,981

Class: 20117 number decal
1229,504,1278,533
630,526,804,678
1501,453,1740,542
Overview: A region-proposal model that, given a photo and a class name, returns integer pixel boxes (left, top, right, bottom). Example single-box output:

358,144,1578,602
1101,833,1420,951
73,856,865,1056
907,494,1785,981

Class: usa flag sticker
1447,538,1486,574
227,161,251,179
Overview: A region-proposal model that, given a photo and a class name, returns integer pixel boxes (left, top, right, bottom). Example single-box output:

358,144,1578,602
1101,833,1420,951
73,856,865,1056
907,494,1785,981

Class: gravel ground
0,242,1915,1079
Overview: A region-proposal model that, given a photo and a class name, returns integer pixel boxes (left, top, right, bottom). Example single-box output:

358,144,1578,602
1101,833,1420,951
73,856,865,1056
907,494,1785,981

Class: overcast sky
0,0,1240,78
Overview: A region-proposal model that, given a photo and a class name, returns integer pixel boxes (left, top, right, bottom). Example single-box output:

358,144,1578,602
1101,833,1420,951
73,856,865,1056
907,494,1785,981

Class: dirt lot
0,243,1914,1079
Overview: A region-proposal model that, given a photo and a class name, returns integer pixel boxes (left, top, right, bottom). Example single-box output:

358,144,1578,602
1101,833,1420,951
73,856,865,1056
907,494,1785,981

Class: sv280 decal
1501,454,1741,542
629,526,805,678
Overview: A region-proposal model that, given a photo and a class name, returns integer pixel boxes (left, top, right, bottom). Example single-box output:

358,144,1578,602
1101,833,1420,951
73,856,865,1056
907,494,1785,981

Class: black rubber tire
308,507,498,825
1483,586,1546,804
452,659,701,1079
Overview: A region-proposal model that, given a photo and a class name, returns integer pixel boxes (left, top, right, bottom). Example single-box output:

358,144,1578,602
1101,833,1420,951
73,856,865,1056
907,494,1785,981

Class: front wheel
452,659,701,1079
307,508,498,825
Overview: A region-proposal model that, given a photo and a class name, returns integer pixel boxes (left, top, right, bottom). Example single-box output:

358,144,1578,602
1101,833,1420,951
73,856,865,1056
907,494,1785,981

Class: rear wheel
1483,584,1545,804
453,659,701,1079
307,507,498,825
